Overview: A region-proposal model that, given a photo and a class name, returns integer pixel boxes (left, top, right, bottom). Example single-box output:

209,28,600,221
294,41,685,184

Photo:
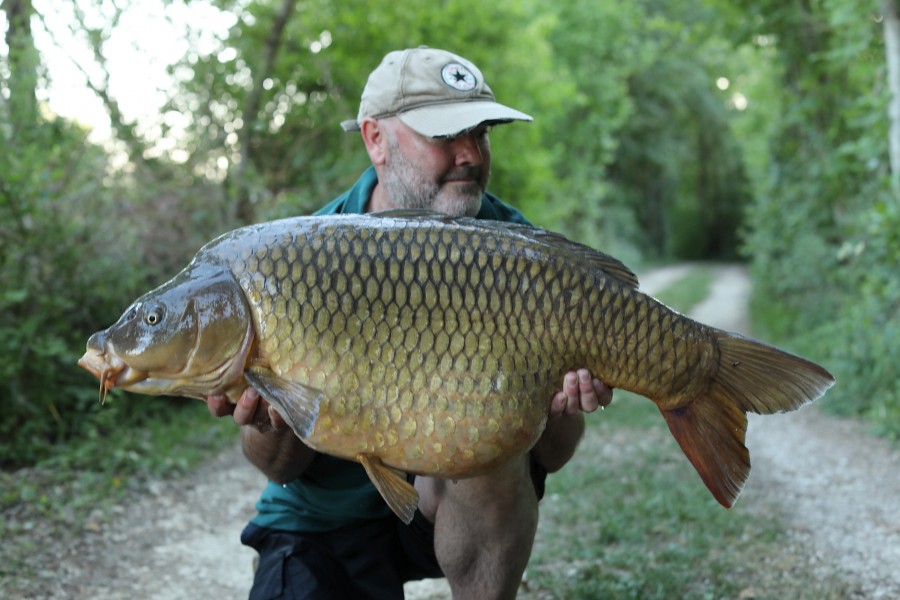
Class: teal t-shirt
251,166,531,532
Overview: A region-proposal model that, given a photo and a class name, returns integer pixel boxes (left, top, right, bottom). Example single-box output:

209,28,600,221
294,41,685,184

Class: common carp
78,211,834,523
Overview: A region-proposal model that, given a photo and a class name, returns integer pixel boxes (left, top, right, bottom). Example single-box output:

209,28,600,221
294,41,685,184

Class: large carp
79,211,834,523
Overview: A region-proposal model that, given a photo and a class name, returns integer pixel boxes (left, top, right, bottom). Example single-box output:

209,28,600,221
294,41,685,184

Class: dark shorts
242,459,547,600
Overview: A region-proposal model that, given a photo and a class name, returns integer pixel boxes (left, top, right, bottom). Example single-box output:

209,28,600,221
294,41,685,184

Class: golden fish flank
78,211,834,524
238,223,545,476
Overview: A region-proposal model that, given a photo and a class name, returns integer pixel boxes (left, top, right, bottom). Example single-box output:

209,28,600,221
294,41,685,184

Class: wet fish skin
79,212,835,523
81,266,255,403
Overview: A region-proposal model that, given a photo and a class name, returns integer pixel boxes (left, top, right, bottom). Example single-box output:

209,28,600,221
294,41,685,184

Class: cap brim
398,101,532,137
341,118,362,132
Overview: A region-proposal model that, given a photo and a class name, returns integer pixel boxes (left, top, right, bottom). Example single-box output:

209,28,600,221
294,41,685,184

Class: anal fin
245,366,322,439
661,398,749,508
357,454,419,525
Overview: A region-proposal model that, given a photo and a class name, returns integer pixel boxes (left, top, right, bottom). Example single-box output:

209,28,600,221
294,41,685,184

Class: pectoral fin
245,366,322,439
357,454,419,525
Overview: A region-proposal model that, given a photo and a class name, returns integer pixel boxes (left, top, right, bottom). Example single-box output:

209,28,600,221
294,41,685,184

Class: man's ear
361,118,388,166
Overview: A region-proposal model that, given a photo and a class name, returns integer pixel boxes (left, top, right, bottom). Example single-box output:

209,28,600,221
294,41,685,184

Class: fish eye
144,308,164,326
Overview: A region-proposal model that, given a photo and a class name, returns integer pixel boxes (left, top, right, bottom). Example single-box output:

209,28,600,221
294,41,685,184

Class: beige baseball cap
340,46,533,137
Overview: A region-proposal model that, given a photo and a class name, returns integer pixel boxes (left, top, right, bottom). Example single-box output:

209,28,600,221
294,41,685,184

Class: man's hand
205,388,313,482
205,388,287,432
550,368,613,418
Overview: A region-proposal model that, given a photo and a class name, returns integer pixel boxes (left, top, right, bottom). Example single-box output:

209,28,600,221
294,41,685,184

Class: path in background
18,444,265,599
691,266,900,599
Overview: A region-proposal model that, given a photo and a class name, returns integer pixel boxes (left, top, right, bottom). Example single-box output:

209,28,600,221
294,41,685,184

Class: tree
729,0,899,433
541,0,752,260
168,0,568,224
0,1,224,466
3,0,39,130
884,0,900,193
229,0,298,223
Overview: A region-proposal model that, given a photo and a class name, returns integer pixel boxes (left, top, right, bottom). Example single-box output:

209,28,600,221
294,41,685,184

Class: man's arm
533,369,612,473
207,389,315,483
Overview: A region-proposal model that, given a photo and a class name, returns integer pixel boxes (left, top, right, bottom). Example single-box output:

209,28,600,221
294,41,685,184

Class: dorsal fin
368,209,640,289
523,227,639,288
369,208,447,219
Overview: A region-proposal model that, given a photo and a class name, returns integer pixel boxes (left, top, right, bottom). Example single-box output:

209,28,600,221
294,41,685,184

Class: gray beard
380,135,488,217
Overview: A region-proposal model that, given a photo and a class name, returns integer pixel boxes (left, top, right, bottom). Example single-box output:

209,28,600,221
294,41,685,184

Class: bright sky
14,0,235,141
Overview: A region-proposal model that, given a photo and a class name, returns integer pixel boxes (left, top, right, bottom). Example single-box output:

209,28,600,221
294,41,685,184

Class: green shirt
251,166,530,532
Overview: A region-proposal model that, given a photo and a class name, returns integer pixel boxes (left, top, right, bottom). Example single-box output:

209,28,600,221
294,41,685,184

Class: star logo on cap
441,63,477,91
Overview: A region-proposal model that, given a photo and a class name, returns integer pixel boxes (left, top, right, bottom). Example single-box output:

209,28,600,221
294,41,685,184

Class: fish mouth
78,349,148,404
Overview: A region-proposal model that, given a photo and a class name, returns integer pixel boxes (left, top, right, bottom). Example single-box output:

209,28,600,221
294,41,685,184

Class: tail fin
661,332,835,508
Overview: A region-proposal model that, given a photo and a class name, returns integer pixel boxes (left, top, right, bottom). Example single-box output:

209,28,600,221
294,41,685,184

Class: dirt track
4,264,898,599
651,265,900,599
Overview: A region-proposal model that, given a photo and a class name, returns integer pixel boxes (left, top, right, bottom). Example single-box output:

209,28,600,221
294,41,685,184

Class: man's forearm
241,426,316,483
530,412,585,473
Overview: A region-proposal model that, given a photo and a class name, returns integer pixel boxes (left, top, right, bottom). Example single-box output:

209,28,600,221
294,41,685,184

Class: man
207,47,613,600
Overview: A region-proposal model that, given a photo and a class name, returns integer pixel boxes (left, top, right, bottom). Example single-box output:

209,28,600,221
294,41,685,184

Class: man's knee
416,455,537,523
418,456,540,597
416,455,538,568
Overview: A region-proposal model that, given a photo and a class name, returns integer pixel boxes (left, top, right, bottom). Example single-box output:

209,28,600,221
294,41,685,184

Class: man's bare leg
416,455,538,600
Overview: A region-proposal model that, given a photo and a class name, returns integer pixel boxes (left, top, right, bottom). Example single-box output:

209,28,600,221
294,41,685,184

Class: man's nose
451,133,484,165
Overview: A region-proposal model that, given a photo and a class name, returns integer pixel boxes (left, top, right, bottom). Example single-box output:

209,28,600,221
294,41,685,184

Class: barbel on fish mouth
78,210,835,523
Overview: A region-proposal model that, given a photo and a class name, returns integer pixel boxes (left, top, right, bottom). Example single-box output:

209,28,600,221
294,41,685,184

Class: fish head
79,264,255,401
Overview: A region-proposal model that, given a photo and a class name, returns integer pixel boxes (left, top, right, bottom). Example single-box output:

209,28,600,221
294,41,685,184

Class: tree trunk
3,0,39,132
231,0,298,224
884,0,900,195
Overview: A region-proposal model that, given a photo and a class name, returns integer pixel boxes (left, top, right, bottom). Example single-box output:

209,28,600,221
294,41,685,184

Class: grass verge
525,396,849,599
651,264,717,312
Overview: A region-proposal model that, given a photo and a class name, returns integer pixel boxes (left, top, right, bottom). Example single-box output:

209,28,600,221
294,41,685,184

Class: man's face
380,120,492,217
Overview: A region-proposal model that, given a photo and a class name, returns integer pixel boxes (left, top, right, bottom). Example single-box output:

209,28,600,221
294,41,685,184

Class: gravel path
652,264,900,599
8,446,266,599
4,264,898,599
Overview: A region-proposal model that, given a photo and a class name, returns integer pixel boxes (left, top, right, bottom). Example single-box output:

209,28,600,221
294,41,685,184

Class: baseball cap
340,46,533,137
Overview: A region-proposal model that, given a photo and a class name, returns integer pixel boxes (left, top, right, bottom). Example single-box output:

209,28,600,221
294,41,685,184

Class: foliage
533,1,640,226
789,196,900,436
0,4,236,469
733,0,900,434
0,93,234,468
0,114,132,466
597,2,753,261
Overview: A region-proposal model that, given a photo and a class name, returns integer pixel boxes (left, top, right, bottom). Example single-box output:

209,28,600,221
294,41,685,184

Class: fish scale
79,211,835,523
234,221,555,477
232,219,706,474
